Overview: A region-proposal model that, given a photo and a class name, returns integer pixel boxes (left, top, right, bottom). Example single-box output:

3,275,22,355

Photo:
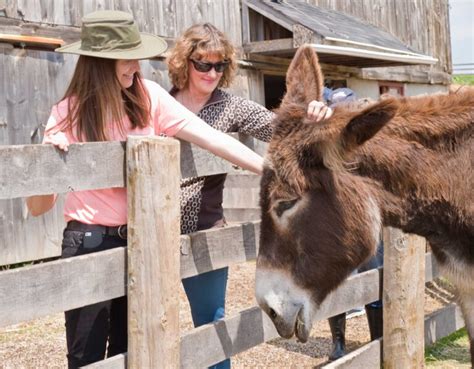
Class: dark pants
61,225,127,369
182,267,230,369
359,240,384,308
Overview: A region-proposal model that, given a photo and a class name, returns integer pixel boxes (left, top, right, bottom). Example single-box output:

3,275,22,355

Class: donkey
255,45,474,362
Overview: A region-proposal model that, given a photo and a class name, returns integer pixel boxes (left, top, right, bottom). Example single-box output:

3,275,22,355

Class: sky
449,0,474,73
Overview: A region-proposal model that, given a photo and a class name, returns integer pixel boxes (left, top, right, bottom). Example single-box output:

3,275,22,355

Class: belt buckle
118,225,127,239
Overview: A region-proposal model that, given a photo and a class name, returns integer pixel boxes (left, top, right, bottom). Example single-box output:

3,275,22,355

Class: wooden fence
0,135,465,368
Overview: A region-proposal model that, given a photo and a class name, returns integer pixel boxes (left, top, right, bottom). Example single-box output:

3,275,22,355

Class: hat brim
55,33,167,60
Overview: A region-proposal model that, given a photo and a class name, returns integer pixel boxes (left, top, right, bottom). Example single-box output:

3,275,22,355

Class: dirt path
0,261,463,368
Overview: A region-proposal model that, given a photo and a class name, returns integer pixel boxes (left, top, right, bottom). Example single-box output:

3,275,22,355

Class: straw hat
56,10,167,60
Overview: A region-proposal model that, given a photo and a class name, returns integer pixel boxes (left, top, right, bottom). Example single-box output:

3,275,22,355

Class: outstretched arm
175,119,264,175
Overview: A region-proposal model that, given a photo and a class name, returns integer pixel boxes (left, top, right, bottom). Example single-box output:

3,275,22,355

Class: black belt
67,220,127,239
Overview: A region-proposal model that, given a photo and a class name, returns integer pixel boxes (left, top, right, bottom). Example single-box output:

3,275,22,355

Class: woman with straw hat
26,10,269,368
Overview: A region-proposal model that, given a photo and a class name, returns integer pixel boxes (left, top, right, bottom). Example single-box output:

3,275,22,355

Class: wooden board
180,221,260,279
0,134,263,200
424,303,465,346
322,339,381,369
85,302,464,369
0,247,126,327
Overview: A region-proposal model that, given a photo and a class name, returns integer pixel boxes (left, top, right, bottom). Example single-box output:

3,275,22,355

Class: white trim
324,36,430,58
310,43,438,65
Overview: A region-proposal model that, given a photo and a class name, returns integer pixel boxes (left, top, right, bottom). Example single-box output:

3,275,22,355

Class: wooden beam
0,247,126,328
245,53,291,67
322,339,381,369
424,303,465,346
126,136,180,368
0,242,458,368
361,66,451,85
0,134,264,200
86,301,465,369
0,141,126,199
243,38,293,54
180,221,260,279
83,354,126,369
0,224,442,328
0,33,64,48
383,229,425,368
0,16,80,45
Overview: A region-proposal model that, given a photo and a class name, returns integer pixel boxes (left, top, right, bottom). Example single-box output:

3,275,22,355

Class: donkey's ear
342,98,398,150
281,45,323,106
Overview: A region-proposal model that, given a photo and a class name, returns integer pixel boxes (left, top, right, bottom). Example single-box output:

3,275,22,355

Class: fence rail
0,133,261,201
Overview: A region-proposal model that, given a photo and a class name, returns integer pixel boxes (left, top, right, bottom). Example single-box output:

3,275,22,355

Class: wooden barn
0,0,452,266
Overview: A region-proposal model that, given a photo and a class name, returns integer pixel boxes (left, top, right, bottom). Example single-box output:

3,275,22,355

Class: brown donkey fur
255,45,474,362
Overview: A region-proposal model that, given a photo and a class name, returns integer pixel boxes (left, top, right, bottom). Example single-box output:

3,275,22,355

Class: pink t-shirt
44,79,196,226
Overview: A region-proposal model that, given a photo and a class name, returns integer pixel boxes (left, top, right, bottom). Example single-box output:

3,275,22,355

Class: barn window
379,82,404,97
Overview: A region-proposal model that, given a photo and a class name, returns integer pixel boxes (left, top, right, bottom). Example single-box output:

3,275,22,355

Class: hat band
80,20,142,53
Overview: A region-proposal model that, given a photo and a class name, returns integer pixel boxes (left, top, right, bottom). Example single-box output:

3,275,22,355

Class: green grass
425,328,471,366
452,74,474,85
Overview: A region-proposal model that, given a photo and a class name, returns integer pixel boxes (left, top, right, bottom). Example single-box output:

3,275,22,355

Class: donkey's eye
275,199,298,217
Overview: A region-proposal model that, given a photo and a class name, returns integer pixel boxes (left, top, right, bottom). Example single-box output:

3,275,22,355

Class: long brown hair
55,56,150,142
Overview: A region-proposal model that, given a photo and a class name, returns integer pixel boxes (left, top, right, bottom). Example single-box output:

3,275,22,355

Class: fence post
126,136,181,368
383,227,426,368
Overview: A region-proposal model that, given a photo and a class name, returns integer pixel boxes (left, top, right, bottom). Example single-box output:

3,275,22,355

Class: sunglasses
190,59,230,73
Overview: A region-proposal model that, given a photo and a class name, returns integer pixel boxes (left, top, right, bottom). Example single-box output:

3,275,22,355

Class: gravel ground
0,261,461,369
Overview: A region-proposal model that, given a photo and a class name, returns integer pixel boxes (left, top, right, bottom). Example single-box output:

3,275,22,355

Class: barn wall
347,79,380,100
3,0,242,44
305,0,452,72
405,83,448,96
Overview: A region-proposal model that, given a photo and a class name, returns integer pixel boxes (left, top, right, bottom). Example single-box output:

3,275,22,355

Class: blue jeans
182,267,230,369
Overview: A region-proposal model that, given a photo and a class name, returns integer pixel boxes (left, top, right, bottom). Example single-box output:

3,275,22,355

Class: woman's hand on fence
26,194,57,217
306,100,333,122
44,131,69,151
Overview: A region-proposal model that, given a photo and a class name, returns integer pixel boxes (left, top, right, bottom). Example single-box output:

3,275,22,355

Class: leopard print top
176,89,273,234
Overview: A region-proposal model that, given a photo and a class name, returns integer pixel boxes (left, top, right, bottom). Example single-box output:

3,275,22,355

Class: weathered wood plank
0,247,126,328
0,141,127,199
322,339,381,369
83,354,126,369
425,252,440,282
321,301,465,369
243,38,294,54
383,229,425,368
424,303,465,346
180,221,260,279
84,300,465,369
180,306,278,368
180,268,382,367
127,136,180,368
0,242,456,368
0,134,263,200
0,223,441,330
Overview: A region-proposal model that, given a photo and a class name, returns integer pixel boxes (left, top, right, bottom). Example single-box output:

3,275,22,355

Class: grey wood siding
305,0,452,74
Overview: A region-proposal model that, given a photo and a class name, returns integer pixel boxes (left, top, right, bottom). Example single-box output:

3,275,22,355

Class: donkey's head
256,45,398,342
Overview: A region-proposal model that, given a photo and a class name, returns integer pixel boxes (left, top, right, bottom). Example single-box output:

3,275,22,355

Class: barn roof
243,0,437,67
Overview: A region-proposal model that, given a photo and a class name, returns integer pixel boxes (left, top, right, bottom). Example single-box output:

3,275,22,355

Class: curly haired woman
167,23,332,369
